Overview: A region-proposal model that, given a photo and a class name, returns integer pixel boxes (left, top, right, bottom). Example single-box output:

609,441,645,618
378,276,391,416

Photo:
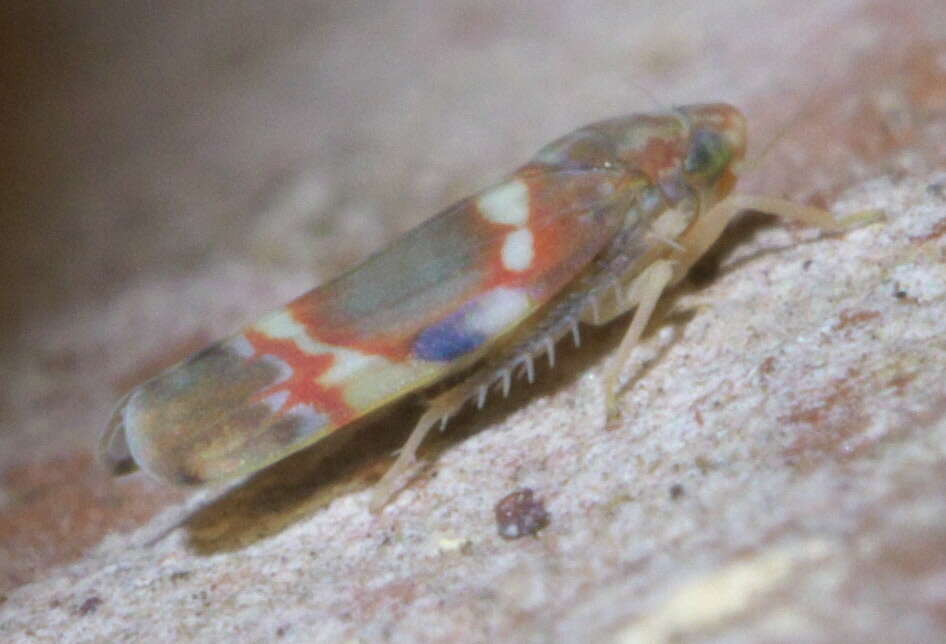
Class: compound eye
684,129,732,181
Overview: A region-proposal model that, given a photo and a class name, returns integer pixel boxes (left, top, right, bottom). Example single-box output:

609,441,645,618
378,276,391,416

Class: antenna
738,74,828,180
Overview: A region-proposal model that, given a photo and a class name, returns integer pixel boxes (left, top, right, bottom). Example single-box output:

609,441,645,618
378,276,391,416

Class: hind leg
369,388,467,512
371,236,646,510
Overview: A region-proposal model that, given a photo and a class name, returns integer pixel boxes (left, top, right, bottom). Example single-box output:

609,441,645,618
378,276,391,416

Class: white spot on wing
254,310,309,341
501,229,534,272
261,390,291,412
284,404,331,440
250,309,446,413
229,334,255,358
251,310,385,384
467,287,531,336
477,180,530,226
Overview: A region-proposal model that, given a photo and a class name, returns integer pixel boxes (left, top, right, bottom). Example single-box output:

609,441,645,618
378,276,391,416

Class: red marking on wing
278,168,626,369
244,329,356,426
477,171,620,299
288,297,416,363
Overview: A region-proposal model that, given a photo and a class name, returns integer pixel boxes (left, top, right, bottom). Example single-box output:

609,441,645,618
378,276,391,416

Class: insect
101,103,873,510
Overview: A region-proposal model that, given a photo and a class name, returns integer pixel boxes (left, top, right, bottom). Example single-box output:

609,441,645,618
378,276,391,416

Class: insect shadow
170,308,694,553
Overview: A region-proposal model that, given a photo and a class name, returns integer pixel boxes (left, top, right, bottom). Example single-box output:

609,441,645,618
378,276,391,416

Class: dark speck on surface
77,596,103,616
495,488,550,540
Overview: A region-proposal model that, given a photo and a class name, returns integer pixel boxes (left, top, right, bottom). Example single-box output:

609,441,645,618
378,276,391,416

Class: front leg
672,195,882,278
600,195,881,419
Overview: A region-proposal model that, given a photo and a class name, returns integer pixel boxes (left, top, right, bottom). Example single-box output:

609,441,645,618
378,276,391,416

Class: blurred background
8,0,916,343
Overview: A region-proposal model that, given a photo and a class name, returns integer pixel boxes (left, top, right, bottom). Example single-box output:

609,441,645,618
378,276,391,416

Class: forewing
113,165,643,484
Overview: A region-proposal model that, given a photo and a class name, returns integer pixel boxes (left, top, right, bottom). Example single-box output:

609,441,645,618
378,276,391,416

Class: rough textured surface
2,0,946,641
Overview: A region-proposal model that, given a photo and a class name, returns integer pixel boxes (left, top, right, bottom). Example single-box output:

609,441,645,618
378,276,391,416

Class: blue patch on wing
412,311,486,362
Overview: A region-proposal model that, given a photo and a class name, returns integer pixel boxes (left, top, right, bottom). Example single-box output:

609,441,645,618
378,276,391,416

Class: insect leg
600,259,674,419
599,195,882,419
369,300,583,511
369,403,449,512
370,248,634,510
671,195,881,277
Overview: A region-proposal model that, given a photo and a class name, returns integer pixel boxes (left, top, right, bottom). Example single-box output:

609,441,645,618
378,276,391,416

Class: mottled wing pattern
113,163,645,484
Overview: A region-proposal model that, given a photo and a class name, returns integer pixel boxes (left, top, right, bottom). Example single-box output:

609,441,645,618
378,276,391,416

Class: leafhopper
102,104,873,509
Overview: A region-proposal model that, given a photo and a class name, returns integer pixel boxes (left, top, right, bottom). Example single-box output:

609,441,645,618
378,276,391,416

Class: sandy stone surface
2,1,945,642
